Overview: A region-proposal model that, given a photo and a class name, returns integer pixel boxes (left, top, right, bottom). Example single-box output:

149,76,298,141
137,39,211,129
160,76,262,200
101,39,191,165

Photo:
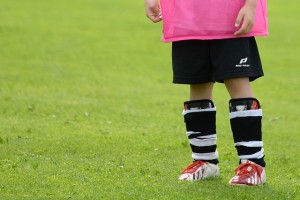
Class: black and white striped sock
183,100,218,165
229,98,266,167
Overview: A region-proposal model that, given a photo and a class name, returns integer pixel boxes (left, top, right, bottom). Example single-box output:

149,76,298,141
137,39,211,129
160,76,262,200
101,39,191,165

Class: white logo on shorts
236,57,250,67
240,57,248,64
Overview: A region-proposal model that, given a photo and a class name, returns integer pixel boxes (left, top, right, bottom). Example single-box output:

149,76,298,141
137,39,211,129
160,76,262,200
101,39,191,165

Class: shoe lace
182,160,205,173
234,162,261,179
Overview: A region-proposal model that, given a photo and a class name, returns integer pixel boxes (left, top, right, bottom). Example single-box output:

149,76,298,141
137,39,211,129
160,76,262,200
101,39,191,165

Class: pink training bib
160,0,268,42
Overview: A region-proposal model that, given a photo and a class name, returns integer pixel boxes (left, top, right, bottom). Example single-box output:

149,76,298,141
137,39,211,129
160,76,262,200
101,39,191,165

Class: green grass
0,0,299,199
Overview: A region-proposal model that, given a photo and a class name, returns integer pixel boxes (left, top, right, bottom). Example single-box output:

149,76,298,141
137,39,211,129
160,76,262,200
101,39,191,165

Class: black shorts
172,37,264,84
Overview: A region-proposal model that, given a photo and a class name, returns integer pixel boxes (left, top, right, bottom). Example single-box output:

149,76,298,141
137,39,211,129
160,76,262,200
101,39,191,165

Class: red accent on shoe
179,160,219,181
229,160,265,186
181,160,206,174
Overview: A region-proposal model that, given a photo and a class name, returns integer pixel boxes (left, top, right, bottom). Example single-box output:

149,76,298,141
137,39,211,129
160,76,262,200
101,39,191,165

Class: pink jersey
160,0,268,42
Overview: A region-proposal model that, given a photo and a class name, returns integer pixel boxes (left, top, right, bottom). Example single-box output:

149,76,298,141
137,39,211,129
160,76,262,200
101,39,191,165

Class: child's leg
225,77,265,167
226,78,266,185
179,82,220,180
185,83,218,163
224,77,254,99
171,40,220,180
190,82,214,100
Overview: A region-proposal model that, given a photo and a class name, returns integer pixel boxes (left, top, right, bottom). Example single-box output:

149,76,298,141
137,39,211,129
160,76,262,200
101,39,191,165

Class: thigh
172,40,213,84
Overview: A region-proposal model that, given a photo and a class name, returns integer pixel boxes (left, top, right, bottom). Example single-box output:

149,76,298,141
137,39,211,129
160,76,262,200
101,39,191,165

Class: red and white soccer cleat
178,160,219,181
229,160,266,186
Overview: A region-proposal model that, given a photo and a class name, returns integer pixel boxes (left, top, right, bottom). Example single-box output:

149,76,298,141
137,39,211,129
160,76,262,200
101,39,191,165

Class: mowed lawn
0,0,299,199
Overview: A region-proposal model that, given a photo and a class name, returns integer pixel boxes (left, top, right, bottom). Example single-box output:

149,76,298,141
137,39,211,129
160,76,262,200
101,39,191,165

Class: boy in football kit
144,0,268,186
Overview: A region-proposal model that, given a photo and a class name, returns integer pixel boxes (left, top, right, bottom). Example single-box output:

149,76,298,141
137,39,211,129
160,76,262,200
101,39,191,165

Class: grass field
0,0,299,199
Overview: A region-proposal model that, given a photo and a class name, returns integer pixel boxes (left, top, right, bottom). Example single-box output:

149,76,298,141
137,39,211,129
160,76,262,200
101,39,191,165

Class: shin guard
183,100,218,164
229,98,266,167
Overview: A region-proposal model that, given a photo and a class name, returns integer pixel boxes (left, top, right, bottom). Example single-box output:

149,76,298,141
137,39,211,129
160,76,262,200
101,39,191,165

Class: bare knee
224,77,254,99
